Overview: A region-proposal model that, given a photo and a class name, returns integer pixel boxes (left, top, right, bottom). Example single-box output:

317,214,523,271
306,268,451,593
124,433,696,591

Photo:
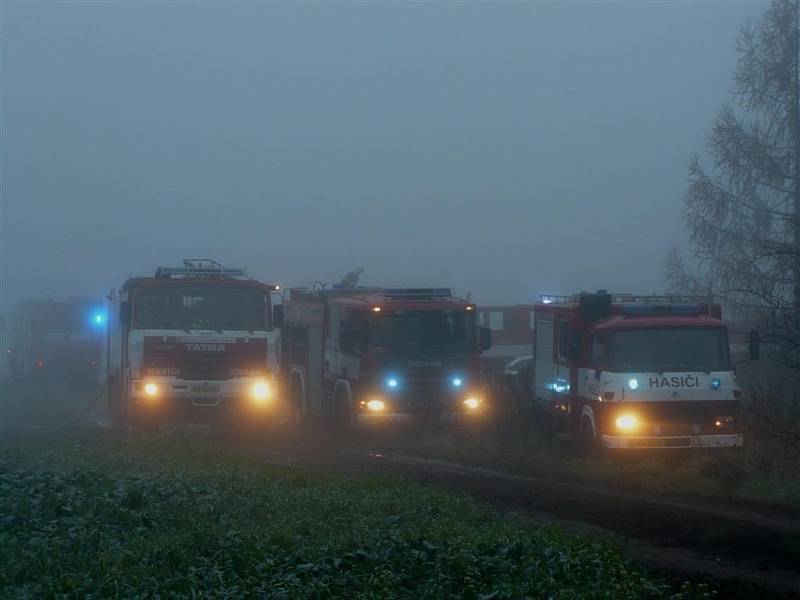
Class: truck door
307,325,323,413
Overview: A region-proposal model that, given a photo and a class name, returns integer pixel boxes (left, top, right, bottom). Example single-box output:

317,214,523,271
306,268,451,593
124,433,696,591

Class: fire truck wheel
289,377,305,428
577,417,597,458
333,390,353,428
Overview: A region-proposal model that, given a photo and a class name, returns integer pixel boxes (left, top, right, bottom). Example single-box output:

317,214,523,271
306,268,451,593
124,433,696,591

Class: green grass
370,429,800,511
0,437,712,599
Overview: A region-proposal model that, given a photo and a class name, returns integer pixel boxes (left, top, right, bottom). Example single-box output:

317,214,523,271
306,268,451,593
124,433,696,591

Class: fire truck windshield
606,327,729,373
134,285,267,331
368,309,475,356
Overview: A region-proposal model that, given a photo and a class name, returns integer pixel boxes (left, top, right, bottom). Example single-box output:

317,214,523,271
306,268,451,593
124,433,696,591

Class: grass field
0,435,715,599
376,428,800,511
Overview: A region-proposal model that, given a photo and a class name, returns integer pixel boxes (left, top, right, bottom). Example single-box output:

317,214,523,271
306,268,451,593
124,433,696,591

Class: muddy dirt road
231,430,800,600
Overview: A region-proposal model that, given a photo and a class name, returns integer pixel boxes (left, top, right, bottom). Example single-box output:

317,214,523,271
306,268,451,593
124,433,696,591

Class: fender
289,367,307,412
580,404,596,436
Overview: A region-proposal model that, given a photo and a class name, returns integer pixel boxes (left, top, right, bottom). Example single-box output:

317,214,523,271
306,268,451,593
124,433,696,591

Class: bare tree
669,0,800,368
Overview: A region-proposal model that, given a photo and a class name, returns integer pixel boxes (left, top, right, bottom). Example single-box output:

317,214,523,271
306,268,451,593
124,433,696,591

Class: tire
577,416,597,458
334,389,353,429
289,376,305,428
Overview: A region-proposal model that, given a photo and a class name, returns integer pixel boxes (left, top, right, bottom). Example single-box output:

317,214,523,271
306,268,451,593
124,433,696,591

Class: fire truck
531,291,745,450
7,298,105,384
105,259,282,433
279,286,492,423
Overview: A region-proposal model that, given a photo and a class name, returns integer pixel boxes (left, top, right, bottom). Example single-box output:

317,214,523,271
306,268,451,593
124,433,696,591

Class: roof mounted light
372,306,382,313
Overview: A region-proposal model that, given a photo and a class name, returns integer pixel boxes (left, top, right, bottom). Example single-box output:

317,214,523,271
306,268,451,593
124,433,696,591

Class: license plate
191,385,221,394
191,397,221,407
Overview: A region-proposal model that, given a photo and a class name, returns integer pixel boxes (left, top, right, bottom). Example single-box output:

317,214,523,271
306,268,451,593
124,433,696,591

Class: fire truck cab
280,286,492,423
105,259,282,433
8,298,105,384
532,291,744,450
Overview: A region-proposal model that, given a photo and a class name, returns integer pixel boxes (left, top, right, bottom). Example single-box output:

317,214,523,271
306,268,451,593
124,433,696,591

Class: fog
0,1,766,310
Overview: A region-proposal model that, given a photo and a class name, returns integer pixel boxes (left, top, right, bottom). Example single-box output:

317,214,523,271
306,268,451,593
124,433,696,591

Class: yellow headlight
144,382,158,397
251,381,271,402
615,414,638,432
463,397,481,411
366,399,385,412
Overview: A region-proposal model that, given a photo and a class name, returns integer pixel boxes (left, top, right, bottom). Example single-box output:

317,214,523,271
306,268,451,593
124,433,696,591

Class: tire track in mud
239,439,800,600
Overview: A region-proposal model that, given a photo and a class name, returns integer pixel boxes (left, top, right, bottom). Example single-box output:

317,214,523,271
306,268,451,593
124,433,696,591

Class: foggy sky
1,1,766,311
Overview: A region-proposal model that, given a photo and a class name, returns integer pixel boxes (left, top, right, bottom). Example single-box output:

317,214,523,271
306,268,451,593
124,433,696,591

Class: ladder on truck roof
154,259,248,280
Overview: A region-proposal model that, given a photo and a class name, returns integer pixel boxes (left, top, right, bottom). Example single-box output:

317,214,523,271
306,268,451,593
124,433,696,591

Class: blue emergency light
90,310,107,328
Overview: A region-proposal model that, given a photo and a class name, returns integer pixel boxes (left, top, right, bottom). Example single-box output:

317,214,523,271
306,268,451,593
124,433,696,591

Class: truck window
340,308,367,354
591,334,607,366
558,320,569,360
489,311,504,330
607,328,729,372
288,325,307,366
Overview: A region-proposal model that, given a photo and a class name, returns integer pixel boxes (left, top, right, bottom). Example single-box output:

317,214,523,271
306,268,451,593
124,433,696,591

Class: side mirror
748,330,760,361
272,305,284,329
478,327,492,352
119,301,131,327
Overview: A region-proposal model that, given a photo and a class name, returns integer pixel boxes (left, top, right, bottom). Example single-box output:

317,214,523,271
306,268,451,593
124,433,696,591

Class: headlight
144,382,158,397
628,378,639,390
250,380,271,402
615,413,638,431
452,377,463,388
463,397,481,411
366,399,385,412
715,415,734,428
385,377,399,389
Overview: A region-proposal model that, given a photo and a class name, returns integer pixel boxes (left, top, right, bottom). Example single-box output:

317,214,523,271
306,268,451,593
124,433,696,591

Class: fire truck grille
178,358,236,381
639,403,737,436
143,339,268,382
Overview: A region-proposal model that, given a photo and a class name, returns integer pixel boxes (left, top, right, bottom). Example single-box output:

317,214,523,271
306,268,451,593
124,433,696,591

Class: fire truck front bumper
129,378,282,421
601,433,743,449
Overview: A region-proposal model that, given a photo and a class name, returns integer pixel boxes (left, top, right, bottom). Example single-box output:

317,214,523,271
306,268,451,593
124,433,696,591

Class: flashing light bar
539,292,716,306
622,304,703,316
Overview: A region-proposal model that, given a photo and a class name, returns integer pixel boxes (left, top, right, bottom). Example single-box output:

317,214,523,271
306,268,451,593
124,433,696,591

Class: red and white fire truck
7,298,105,384
279,286,492,423
105,260,282,433
531,291,745,450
